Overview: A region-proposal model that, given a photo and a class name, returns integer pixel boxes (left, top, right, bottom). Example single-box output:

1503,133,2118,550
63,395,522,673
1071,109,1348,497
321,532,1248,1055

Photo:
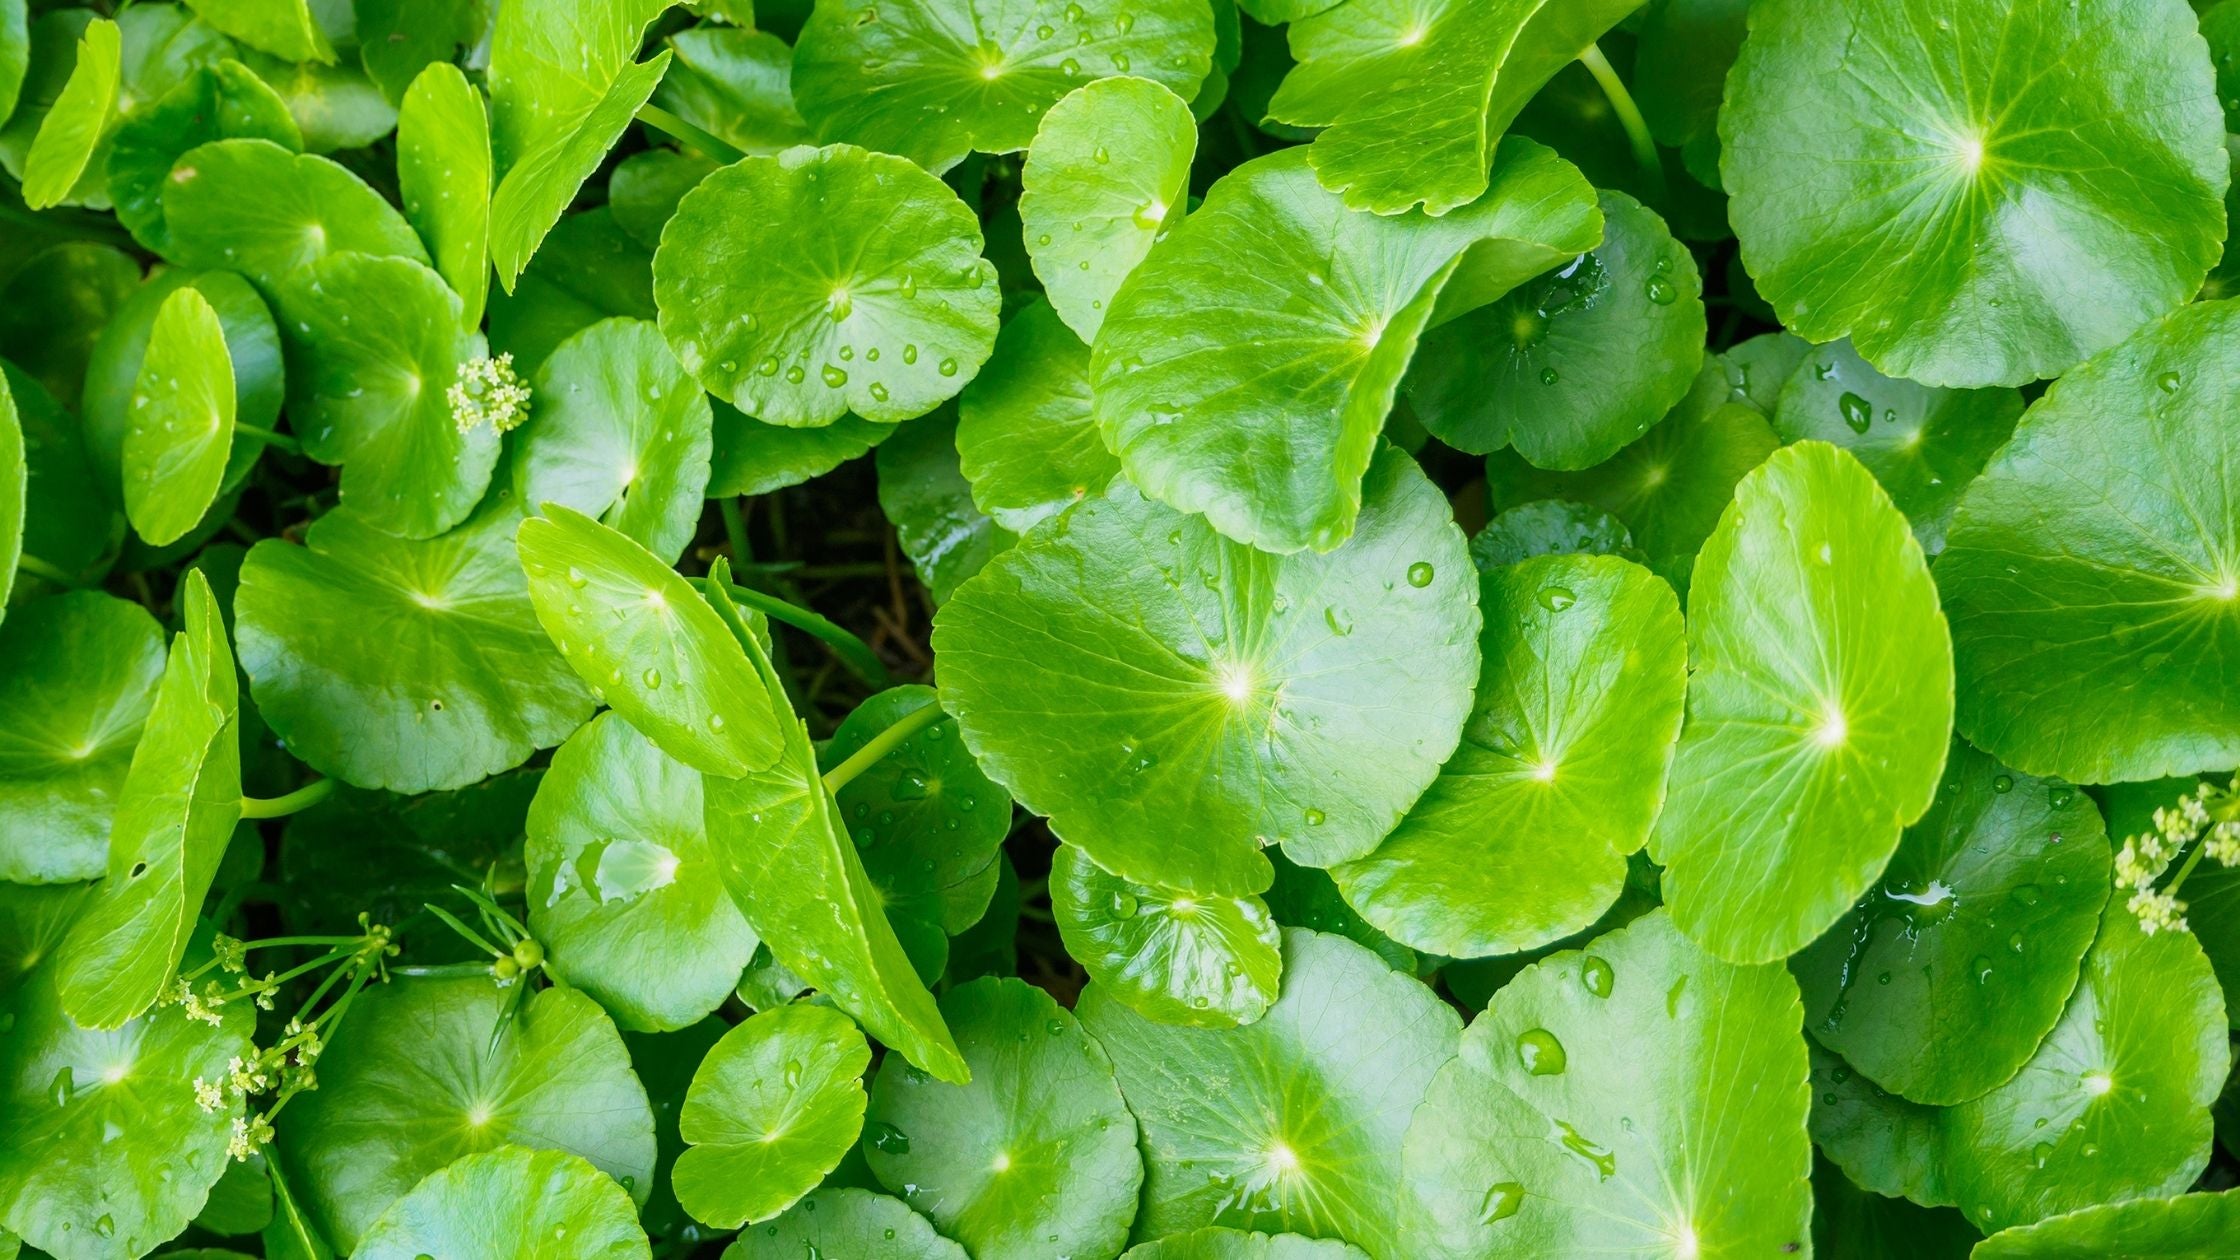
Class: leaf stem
2164,838,2210,901
821,702,945,794
635,103,745,165
693,576,892,689
239,778,336,819
1578,43,1667,204
234,422,302,455
14,553,82,587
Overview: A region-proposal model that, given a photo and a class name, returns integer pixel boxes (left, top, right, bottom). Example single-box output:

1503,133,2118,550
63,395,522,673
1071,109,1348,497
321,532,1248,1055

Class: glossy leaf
181,0,330,64
1469,499,1636,571
1122,1230,1367,1260
105,59,301,256
352,1147,648,1260
21,17,118,210
673,1005,870,1228
1973,1189,2240,1258
954,298,1116,532
720,1188,967,1260
396,62,493,330
121,287,235,547
164,139,428,292
653,26,810,156
1052,843,1282,1028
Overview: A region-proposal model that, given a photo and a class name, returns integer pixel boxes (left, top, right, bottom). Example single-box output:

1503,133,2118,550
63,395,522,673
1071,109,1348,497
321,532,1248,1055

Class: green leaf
863,977,1139,1259
935,446,1477,897
1091,141,1598,554
1937,298,2240,784
487,207,656,373
276,978,655,1253
1794,740,2111,1105
517,505,785,775
608,147,717,250
0,943,253,1260
122,288,236,547
0,369,19,609
278,252,493,539
1331,553,1685,957
1720,0,2228,387
515,319,713,564
2100,778,2240,1028
1123,1229,1368,1259
352,1147,648,1260
489,50,672,289
1405,190,1704,468
1050,842,1282,1028
955,299,1117,532
1265,0,1641,216
355,0,487,104
708,399,893,497
1811,1156,1980,1259
1631,0,1746,152
1469,499,1636,572
397,61,493,330
55,571,238,1030
875,407,1016,603
164,139,428,292
1721,331,1810,416
1650,442,1953,964
182,0,330,64
1017,74,1197,342
1812,909,2228,1233
792,0,1216,174
653,26,811,155
653,143,1002,427
1972,1189,2240,1259
673,1005,869,1228
818,686,1012,936
1770,340,2022,555
0,0,25,125
1404,910,1813,1258
21,17,118,210
0,593,164,884
239,50,397,154
106,59,301,256
277,773,540,939
0,241,141,415
7,362,126,586
236,497,595,793
700,576,968,1084
1080,929,1460,1254
526,713,758,1032
719,1188,967,1260
193,1154,273,1238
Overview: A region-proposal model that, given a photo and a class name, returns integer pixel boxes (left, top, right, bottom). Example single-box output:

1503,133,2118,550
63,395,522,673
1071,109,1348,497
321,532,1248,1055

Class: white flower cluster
447,353,532,435
2115,778,2240,934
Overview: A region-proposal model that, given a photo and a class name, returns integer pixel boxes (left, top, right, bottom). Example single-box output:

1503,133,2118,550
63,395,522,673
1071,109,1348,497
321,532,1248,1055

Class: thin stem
234,422,302,455
1579,44,1667,204
0,196,141,251
14,553,82,587
635,103,745,164
2164,839,2210,901
693,577,891,689
821,702,944,794
719,497,750,566
422,904,505,959
239,778,336,819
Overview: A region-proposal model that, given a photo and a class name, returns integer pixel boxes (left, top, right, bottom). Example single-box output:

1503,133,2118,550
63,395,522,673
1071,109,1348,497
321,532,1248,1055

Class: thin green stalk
822,702,944,793
635,103,745,164
1579,44,1667,204
720,496,751,566
2164,839,2210,901
234,422,302,455
694,576,892,689
239,778,336,819
15,554,82,587
0,197,140,251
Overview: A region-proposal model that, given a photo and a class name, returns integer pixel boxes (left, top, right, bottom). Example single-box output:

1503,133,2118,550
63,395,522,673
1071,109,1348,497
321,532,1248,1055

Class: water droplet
2008,932,2024,953
2047,783,2075,809
1109,891,1139,919
938,358,959,377
1045,1019,1065,1036
1644,276,1677,305
1538,367,1559,386
869,1121,911,1154
1479,1181,1524,1224
785,365,807,384
1303,807,1326,827
1324,605,1353,635
2158,371,2181,393
894,771,931,800
2032,1141,2052,1168
1992,774,2013,793
822,365,849,388
784,1060,803,1088
1581,956,1613,997
1406,561,1435,587
1555,1121,1615,1179
566,567,588,589
1060,57,1080,75
1838,392,1873,434
93,1215,115,1238
903,344,919,365
1516,1028,1567,1075
50,1066,72,1107
1537,586,1576,611
2013,883,2042,907
1971,955,1993,984
641,668,661,689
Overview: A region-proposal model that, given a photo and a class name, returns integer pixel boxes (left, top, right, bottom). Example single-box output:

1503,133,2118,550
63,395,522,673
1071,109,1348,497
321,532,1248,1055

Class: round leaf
396,61,492,330
653,27,811,156
1937,297,2240,784
1091,141,1599,554
0,370,20,609
105,59,301,256
20,17,118,210
1017,75,1197,342
1404,910,1813,1259
1720,0,2227,386
1406,191,1705,468
1973,1189,2240,1259
875,407,1016,603
353,1147,649,1260
864,978,1140,1259
1332,554,1686,957
1123,1229,1367,1259
236,497,594,793
237,50,398,154
955,299,1119,532
276,978,655,1253
1794,740,2112,1105
792,0,1215,173
163,139,427,292
1650,442,1953,964
122,287,235,547
935,445,1478,896
1468,499,1636,572
1079,929,1460,1254
486,206,655,374
654,143,1001,427
6,363,125,586
0,240,141,414
515,318,712,564
1051,842,1282,1028
526,713,758,1032
0,592,164,884
673,1005,870,1229
708,400,893,498
179,0,330,65
719,1188,966,1260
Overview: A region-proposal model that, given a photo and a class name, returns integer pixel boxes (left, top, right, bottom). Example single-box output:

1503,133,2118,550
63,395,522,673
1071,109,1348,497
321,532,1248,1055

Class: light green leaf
0,369,18,610
935,446,1477,897
1265,0,1642,216
1794,740,2111,1105
122,288,236,547
1972,1189,2240,1259
1404,910,1812,1259
1937,298,2240,784
526,713,758,1032
490,50,672,289
182,0,331,64
1651,442,1952,964
238,50,397,153
1332,553,1685,957
1051,842,1282,1028
1091,140,1598,554
955,299,1117,532
708,399,893,497
164,138,428,292
352,1147,648,1260
653,26,810,155
673,1005,869,1228
277,979,654,1254
54,571,237,1031
608,147,717,250
1469,499,1637,572
397,61,492,329
0,0,25,125
21,17,118,210
517,505,784,776
1721,0,2228,387
356,0,487,104
486,207,656,374
236,497,595,793
106,59,301,256
1080,929,1460,1255
1017,74,1196,342
792,0,1215,173
0,241,141,415
653,143,1001,427
487,0,668,170
875,407,1015,603
719,1188,967,1260
1123,1229,1368,1260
